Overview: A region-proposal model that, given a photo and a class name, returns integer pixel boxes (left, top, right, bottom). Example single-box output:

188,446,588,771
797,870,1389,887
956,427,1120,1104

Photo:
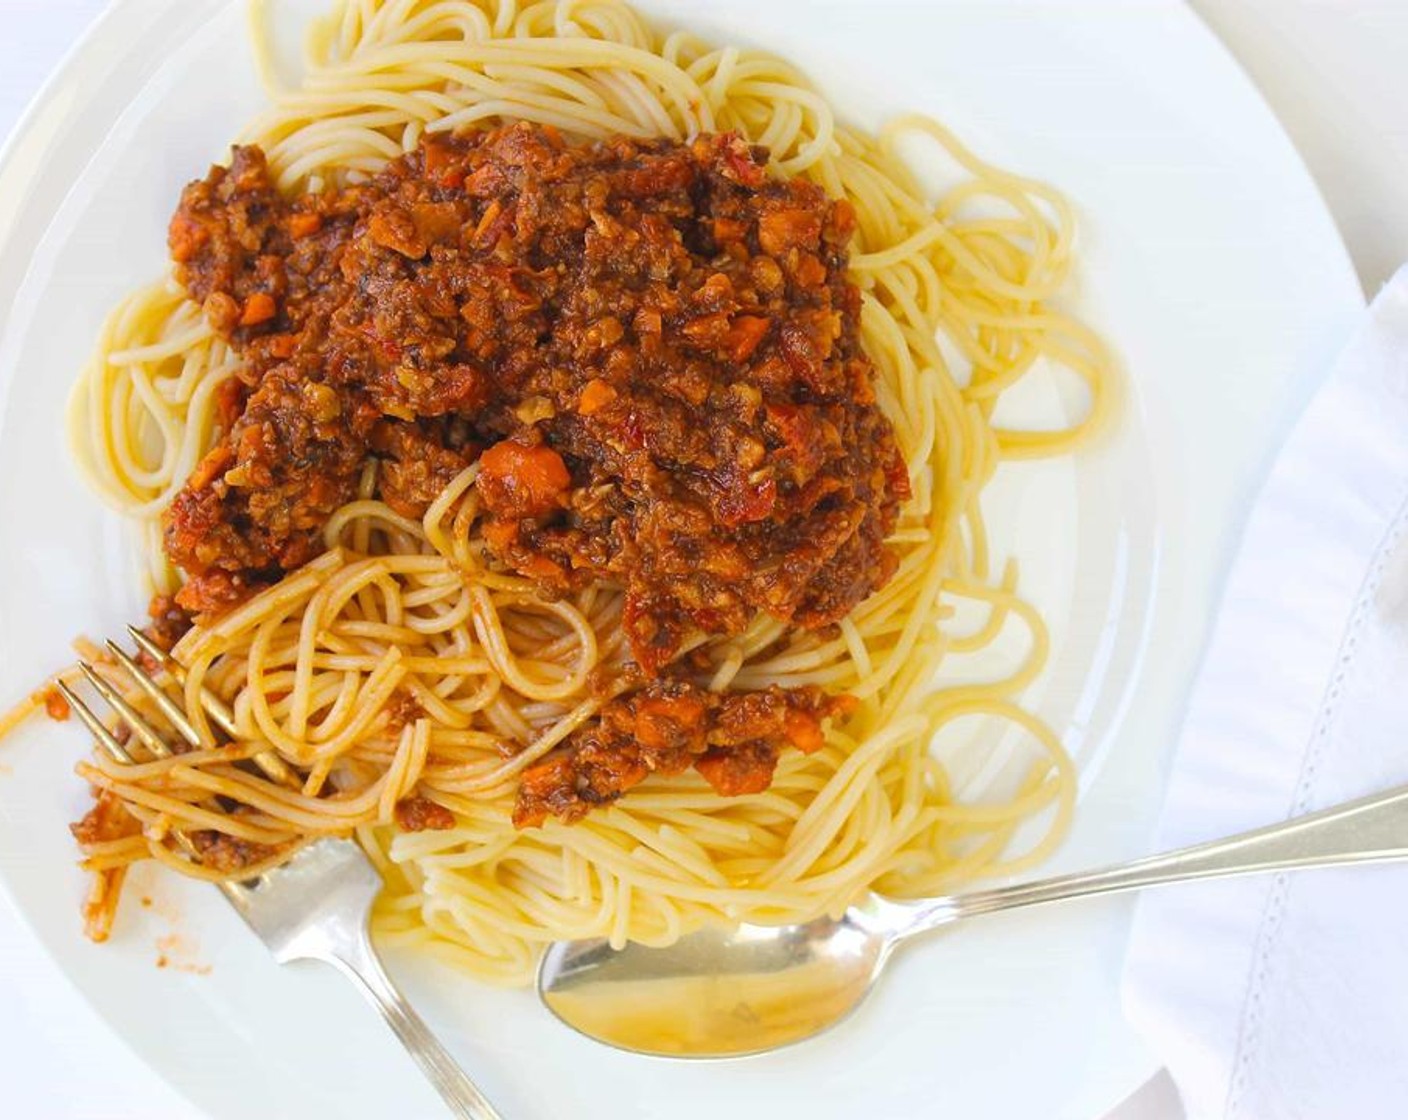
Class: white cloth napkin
1123,266,1408,1120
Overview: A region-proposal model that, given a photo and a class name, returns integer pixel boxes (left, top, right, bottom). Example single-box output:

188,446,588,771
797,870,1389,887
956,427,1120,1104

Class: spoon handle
896,781,1408,936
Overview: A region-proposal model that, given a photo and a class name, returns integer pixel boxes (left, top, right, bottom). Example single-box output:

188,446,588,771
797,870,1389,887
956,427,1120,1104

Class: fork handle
326,932,505,1120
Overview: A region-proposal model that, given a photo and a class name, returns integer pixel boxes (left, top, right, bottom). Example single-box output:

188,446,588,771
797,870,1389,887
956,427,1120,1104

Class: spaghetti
49,0,1110,983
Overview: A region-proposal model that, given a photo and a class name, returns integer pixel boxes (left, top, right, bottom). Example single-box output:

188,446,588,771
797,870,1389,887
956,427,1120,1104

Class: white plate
0,2,1364,1118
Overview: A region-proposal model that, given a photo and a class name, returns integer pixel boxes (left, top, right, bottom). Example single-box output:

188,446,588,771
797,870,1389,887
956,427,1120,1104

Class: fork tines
57,627,298,788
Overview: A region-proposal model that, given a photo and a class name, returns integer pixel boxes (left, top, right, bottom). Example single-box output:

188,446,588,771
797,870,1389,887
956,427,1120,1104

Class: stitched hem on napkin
1123,266,1408,1120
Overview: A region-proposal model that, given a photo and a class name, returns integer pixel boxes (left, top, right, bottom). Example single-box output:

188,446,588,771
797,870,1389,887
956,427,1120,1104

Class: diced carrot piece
239,292,276,326
694,747,776,796
713,217,748,244
367,209,426,258
477,440,571,517
783,708,825,754
214,376,245,428
520,554,567,582
577,378,618,415
482,518,517,554
186,444,233,491
830,198,857,238
266,333,297,359
682,312,730,347
463,164,502,196
758,209,822,256
411,202,462,245
168,213,208,262
632,693,707,750
422,141,455,179
43,687,71,721
793,252,827,288
472,199,505,245
725,315,769,362
287,212,322,239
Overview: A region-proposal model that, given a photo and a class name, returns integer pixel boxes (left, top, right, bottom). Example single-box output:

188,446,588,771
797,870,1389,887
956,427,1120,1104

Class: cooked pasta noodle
46,0,1110,982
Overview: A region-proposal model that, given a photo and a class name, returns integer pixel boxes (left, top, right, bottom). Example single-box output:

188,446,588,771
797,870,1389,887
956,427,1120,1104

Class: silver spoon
539,780,1408,1058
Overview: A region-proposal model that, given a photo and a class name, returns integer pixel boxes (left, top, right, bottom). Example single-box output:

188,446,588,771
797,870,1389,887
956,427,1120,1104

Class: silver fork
57,626,504,1120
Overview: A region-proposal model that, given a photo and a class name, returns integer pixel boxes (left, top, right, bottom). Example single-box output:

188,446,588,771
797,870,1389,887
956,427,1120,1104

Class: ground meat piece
382,689,425,734
70,789,143,846
164,365,374,612
146,594,194,651
187,830,281,874
693,741,780,797
393,795,456,832
372,418,479,519
512,681,851,827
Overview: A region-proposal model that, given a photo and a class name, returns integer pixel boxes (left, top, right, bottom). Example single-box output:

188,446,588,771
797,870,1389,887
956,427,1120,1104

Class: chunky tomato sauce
162,122,907,821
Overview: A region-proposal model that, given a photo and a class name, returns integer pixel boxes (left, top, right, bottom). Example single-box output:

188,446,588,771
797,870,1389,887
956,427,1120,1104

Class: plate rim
0,1,1367,1117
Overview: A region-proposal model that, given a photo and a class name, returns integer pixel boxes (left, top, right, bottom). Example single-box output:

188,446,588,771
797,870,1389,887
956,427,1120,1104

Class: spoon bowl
538,903,896,1057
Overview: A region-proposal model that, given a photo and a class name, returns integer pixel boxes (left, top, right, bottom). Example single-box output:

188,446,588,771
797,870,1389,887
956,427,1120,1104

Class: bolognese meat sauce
514,681,854,828
162,121,908,822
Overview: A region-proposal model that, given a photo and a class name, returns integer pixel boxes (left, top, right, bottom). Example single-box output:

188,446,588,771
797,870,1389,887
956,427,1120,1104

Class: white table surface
1,2,1403,1116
